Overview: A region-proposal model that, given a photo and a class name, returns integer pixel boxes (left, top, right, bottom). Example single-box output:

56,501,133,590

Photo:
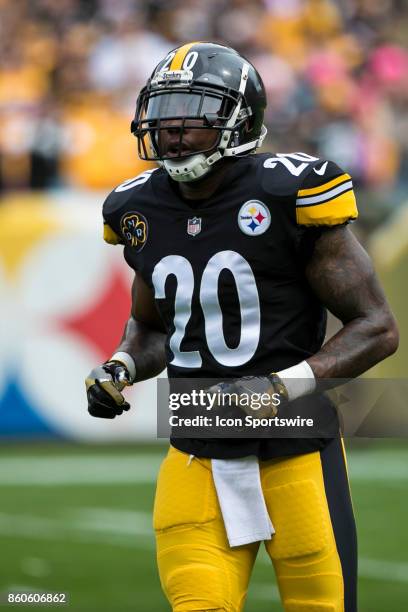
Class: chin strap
224,124,268,157
163,124,268,182
163,153,217,182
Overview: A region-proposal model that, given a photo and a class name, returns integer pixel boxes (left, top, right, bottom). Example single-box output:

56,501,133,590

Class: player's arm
276,161,399,398
305,225,399,382
114,271,167,382
86,272,166,419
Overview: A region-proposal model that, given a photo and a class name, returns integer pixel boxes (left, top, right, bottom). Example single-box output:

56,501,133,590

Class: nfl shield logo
187,216,202,236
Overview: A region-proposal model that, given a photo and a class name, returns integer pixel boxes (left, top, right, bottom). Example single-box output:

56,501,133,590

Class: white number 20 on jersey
152,251,260,368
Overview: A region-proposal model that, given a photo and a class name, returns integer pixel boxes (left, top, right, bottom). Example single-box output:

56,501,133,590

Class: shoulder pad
102,168,158,245
296,160,358,226
259,152,324,196
113,168,158,194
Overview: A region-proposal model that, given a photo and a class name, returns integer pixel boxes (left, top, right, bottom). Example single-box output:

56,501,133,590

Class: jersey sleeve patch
296,170,358,226
103,222,123,245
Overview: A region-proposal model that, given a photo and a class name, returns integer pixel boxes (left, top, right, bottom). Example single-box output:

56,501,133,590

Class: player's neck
175,159,236,202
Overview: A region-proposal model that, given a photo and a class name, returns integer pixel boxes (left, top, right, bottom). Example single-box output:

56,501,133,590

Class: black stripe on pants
320,438,358,612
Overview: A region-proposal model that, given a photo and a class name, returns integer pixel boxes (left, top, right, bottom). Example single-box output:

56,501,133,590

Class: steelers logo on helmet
120,211,148,251
238,200,271,236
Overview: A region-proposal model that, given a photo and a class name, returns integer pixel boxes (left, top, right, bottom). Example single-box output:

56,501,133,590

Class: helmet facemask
134,87,239,159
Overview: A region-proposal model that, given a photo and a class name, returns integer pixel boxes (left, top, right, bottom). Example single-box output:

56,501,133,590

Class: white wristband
110,352,137,382
277,360,316,402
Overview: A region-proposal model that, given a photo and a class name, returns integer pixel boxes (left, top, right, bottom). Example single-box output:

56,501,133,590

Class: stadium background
0,0,407,610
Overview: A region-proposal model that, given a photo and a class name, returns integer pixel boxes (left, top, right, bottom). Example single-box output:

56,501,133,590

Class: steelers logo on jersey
238,200,271,236
120,211,148,251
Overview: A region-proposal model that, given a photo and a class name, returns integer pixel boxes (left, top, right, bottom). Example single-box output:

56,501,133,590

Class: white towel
211,456,275,547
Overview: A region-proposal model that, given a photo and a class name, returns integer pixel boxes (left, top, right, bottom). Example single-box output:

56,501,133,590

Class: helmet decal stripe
170,41,200,70
238,62,250,94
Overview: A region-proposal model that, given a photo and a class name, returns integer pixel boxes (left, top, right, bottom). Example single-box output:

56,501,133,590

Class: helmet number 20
160,51,198,72
152,251,260,368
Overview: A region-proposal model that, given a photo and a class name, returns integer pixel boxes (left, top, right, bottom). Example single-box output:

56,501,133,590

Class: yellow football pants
153,439,357,612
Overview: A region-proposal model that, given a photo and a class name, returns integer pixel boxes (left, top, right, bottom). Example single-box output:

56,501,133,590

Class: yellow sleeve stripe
103,223,122,245
170,42,201,70
298,173,351,197
296,189,358,226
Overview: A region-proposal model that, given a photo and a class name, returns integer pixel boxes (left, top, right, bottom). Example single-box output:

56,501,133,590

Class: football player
86,43,399,612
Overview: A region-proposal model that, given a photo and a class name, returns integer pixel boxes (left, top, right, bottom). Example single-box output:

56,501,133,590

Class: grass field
0,441,407,611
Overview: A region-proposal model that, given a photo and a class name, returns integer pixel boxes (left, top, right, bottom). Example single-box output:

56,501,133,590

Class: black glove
86,361,132,419
207,374,288,419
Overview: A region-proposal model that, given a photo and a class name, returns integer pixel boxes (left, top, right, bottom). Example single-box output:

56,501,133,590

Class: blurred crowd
1,0,408,228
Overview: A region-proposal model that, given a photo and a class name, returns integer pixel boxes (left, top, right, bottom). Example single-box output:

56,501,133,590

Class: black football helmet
131,42,267,182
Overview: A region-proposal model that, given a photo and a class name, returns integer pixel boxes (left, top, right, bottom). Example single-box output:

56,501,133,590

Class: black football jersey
102,152,358,459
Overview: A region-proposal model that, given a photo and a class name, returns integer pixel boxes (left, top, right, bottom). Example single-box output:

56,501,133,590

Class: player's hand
207,374,288,419
86,361,132,419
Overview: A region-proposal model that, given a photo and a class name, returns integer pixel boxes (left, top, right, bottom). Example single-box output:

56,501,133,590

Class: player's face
158,119,219,158
146,91,223,158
